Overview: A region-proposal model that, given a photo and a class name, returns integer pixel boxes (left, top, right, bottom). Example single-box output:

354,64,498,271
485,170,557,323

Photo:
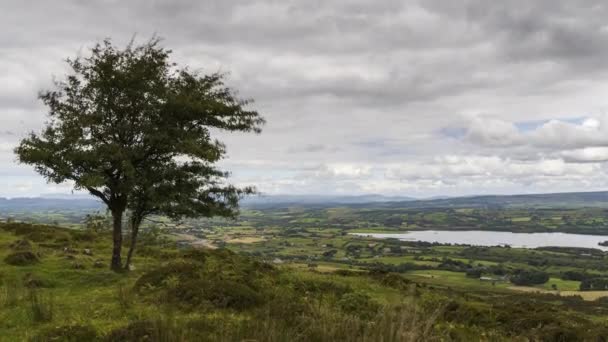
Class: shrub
33,324,97,342
373,272,412,290
337,292,380,319
53,231,72,244
333,269,358,277
199,279,263,310
104,317,191,342
510,270,549,286
561,270,589,281
181,249,210,263
4,251,39,266
161,278,264,310
580,277,608,291
9,239,32,251
134,254,269,310
292,278,352,297
70,230,97,242
104,320,155,341
133,261,199,292
465,268,482,278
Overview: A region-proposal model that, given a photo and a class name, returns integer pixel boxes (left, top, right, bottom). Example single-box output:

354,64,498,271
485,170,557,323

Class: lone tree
15,38,264,271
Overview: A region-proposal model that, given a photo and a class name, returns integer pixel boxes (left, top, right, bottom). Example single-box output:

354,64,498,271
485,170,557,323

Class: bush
292,278,352,297
510,270,549,286
4,251,39,266
337,292,380,319
105,317,191,341
104,320,155,341
153,276,264,310
70,230,97,242
33,324,97,342
373,272,412,290
2,223,57,242
580,277,608,291
134,252,270,310
332,269,358,277
465,268,482,278
53,231,72,244
9,239,32,251
561,270,589,281
133,261,199,292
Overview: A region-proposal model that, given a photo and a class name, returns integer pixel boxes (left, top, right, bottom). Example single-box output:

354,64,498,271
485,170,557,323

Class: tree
509,269,549,286
15,38,264,271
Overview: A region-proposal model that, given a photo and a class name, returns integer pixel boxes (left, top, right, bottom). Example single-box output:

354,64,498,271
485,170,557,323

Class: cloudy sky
3,1,608,198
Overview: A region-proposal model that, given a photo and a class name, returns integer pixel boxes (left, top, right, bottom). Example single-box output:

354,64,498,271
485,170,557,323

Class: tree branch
86,186,110,205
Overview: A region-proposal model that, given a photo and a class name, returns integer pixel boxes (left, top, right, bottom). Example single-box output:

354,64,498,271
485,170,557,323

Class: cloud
462,115,608,153
2,1,608,197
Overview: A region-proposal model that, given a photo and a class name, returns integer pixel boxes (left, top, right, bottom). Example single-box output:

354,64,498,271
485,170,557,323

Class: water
352,230,608,251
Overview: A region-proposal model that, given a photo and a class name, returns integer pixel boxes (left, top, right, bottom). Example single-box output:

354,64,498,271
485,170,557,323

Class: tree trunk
124,216,142,271
110,209,124,271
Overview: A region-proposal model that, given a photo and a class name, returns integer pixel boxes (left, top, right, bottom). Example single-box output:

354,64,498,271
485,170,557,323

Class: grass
2,220,608,340
359,256,440,267
539,277,581,291
405,270,510,291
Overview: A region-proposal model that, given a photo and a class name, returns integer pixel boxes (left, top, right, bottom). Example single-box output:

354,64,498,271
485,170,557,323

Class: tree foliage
15,37,264,270
509,269,549,286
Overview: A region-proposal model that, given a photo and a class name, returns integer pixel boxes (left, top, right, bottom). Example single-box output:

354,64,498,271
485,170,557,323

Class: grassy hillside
1,222,608,341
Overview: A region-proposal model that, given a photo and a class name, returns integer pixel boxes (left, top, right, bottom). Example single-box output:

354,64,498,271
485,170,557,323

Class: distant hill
243,191,608,209
2,191,608,212
0,197,103,212
241,194,417,208
359,191,608,209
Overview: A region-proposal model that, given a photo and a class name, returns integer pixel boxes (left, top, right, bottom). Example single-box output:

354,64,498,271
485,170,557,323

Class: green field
3,203,608,340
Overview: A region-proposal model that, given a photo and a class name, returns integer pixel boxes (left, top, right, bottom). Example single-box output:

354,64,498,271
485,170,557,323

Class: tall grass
27,287,54,323
213,300,445,342
0,278,22,307
116,283,133,312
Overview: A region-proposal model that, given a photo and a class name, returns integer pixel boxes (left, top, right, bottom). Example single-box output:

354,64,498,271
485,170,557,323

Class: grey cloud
2,0,608,197
287,144,339,153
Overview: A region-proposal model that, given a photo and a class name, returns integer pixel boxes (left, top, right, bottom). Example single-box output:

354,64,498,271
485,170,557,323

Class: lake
352,230,608,251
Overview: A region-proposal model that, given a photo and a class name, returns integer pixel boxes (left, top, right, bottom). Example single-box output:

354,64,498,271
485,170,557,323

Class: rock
65,255,76,260
83,249,93,256
93,260,105,268
128,264,136,271
63,247,77,254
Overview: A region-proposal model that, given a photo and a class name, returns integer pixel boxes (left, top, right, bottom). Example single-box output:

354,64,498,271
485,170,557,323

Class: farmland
3,199,608,339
